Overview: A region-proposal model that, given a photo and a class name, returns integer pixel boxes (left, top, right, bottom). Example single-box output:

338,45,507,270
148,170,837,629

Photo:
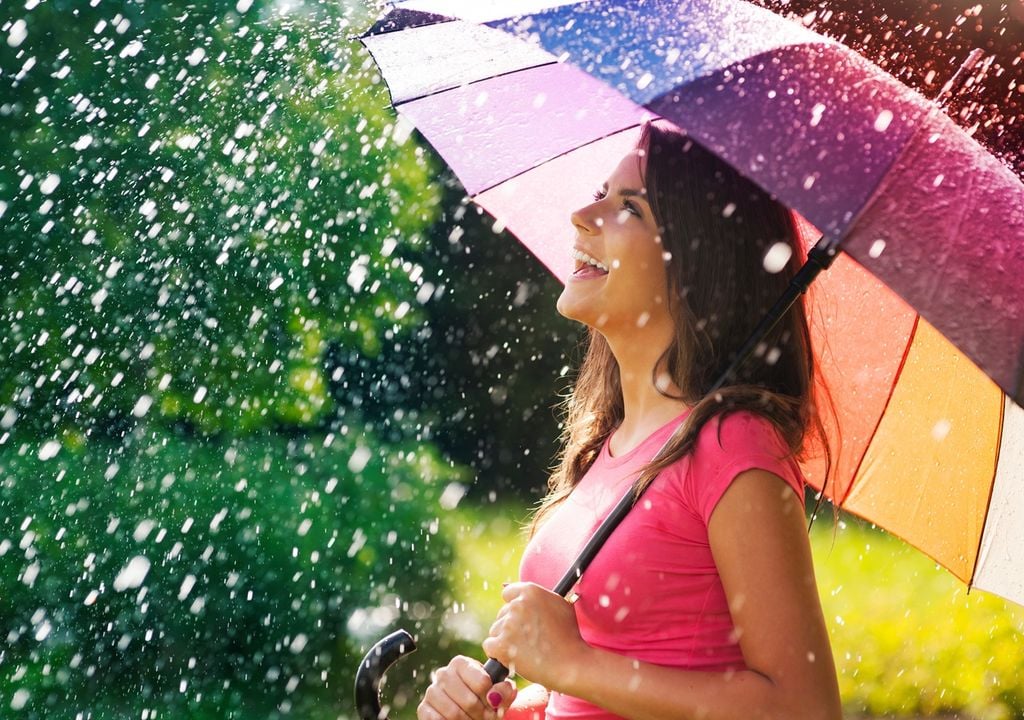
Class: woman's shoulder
656,409,789,485
684,409,803,524
694,408,790,456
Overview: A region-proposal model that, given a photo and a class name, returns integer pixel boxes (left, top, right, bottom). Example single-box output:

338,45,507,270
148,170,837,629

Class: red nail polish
487,691,502,708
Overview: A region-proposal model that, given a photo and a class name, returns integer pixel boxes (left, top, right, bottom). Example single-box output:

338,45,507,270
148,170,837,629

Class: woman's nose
571,204,600,236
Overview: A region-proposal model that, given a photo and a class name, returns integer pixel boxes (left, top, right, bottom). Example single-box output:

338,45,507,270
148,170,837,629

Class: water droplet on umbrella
874,109,894,132
810,103,826,127
932,419,952,440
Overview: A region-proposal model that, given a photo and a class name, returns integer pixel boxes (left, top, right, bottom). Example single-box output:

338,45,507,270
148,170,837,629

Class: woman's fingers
481,635,515,673
486,679,518,713
488,613,505,639
452,655,498,708
500,582,525,602
418,656,500,720
493,602,511,622
420,681,477,720
417,697,449,720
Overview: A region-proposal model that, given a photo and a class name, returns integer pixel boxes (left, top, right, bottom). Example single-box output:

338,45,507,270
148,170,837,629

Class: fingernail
487,691,502,708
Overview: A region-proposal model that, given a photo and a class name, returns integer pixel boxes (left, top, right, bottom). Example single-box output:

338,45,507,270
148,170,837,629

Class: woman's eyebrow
619,188,648,201
601,182,649,202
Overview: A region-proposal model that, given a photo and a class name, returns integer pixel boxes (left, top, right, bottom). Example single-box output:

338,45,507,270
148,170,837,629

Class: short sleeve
689,411,805,526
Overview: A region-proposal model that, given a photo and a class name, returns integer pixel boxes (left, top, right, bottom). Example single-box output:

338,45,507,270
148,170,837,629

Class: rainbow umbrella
358,0,1024,668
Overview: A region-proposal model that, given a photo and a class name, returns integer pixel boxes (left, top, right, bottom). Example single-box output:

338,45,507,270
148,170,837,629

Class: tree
0,1,461,716
1,0,441,437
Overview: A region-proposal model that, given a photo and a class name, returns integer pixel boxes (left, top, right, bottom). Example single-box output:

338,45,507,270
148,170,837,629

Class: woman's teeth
572,249,609,274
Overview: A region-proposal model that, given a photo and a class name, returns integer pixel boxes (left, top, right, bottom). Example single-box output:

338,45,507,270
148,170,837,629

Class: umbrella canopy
361,0,1024,606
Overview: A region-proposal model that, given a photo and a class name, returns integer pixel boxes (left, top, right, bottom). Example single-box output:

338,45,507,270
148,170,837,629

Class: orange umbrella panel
801,240,1019,593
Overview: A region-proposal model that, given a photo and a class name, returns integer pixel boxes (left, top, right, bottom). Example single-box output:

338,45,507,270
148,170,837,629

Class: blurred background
0,0,1021,718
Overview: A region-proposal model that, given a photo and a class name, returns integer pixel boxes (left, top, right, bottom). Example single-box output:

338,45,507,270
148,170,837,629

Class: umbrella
355,0,1024,713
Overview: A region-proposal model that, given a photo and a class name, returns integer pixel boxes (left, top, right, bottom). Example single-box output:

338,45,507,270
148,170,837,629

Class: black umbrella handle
483,657,510,683
355,629,417,720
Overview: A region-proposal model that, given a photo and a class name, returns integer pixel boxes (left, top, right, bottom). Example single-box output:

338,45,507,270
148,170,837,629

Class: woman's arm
484,469,842,720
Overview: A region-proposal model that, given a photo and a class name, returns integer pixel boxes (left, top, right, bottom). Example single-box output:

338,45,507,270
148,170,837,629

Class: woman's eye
594,189,640,218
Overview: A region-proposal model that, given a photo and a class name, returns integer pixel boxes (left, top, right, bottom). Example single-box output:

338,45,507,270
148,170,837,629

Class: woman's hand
482,582,590,689
418,655,517,720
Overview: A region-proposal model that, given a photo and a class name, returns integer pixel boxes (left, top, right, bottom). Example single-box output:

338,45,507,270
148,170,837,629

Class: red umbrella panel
361,0,1024,606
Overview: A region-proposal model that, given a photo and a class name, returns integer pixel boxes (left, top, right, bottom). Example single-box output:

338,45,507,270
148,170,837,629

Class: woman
418,123,842,720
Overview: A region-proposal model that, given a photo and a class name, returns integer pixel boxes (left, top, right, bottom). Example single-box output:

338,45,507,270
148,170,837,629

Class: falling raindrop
763,241,793,273
7,19,28,47
113,556,151,592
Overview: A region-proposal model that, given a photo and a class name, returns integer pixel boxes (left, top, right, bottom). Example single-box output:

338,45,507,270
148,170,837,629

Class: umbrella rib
967,391,1006,588
390,60,561,108
839,312,921,507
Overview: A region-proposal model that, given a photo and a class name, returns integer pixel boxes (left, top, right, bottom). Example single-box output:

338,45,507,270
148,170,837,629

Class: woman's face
556,149,673,338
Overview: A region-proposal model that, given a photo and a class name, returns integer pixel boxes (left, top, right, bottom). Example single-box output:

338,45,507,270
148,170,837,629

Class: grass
441,503,1024,719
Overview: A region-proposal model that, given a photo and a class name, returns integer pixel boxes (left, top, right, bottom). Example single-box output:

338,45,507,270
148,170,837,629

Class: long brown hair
531,122,831,533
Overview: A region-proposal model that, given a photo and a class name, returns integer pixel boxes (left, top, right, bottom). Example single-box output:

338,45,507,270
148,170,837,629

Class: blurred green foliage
815,519,1024,720
1,0,440,436
0,428,458,718
334,194,581,501
0,0,477,717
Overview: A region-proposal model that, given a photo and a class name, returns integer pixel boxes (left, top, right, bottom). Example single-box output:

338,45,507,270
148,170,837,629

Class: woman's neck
603,328,690,453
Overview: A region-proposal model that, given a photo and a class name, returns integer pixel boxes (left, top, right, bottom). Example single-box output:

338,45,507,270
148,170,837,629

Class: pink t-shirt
519,410,804,720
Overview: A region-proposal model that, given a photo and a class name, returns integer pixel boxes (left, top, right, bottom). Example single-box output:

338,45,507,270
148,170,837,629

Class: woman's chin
555,301,606,335
555,289,589,324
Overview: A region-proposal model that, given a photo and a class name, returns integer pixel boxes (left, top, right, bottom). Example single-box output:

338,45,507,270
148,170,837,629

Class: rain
1,0,1022,718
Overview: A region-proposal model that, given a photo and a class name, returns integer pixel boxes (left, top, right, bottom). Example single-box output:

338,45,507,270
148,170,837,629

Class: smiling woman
417,122,842,720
